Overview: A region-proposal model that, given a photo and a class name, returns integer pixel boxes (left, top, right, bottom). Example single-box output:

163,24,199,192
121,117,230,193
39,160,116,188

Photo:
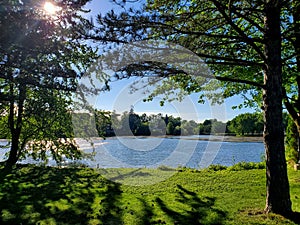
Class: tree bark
6,136,20,167
5,84,26,168
263,1,292,215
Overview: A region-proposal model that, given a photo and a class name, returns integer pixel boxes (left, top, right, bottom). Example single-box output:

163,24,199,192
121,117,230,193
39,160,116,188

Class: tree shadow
0,164,122,224
106,168,152,182
287,211,300,224
138,198,156,225
155,185,227,225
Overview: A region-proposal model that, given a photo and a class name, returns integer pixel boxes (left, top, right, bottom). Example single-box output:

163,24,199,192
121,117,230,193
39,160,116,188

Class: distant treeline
85,109,269,137
1,107,289,139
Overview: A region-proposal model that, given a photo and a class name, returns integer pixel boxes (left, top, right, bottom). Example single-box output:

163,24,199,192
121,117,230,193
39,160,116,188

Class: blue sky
81,0,256,122
93,79,255,122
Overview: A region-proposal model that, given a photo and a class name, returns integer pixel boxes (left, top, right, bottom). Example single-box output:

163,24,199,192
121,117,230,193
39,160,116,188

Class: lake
0,136,265,169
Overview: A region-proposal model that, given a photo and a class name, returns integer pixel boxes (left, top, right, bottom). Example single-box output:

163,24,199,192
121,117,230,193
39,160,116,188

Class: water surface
0,136,264,168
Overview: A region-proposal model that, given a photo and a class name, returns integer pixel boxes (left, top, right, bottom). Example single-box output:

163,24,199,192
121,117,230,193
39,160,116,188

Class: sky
78,0,256,122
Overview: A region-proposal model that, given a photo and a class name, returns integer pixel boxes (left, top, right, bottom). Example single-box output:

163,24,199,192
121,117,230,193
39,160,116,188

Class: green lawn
0,164,299,225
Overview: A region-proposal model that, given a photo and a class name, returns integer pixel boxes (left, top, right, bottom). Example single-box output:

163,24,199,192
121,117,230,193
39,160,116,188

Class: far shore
102,135,264,143
195,135,263,143
0,135,264,144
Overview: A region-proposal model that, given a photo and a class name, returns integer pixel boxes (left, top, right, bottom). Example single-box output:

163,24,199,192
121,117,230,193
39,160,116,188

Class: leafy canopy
0,0,95,165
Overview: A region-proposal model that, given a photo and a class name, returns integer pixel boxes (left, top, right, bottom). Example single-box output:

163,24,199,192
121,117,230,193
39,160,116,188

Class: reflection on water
0,136,264,169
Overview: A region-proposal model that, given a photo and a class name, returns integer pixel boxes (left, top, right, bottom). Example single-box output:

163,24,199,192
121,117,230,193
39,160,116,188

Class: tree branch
214,75,264,89
117,61,265,89
283,87,298,121
230,5,265,33
211,0,266,61
195,52,263,67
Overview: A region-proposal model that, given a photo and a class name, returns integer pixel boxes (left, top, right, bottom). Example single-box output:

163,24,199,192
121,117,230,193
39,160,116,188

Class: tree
282,1,300,165
129,107,142,135
0,0,93,168
228,113,264,136
94,110,115,137
181,120,198,135
201,119,214,135
197,119,226,135
148,114,166,135
165,116,181,135
173,125,181,135
211,120,226,134
166,122,174,135
286,115,300,164
135,122,151,136
116,111,130,135
91,0,297,216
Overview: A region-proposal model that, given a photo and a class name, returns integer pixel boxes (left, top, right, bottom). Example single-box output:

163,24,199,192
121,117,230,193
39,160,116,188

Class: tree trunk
5,84,26,168
263,1,292,215
6,136,20,167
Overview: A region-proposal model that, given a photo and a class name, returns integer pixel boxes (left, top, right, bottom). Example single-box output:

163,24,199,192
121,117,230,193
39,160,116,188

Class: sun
44,2,59,15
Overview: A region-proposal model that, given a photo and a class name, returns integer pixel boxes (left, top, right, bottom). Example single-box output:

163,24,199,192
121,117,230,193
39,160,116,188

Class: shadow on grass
138,198,156,225
154,185,227,225
106,168,153,182
0,164,122,224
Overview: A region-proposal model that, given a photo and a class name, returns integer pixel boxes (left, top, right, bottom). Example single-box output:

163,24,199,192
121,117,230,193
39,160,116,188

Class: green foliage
166,116,181,135
228,162,266,171
136,122,151,136
129,113,142,134
93,0,299,149
93,0,267,106
72,112,99,138
199,124,207,135
95,110,115,137
166,122,174,135
0,113,9,139
211,121,227,134
0,0,94,165
148,114,166,136
285,115,299,164
21,90,83,163
206,164,228,171
181,120,198,135
198,119,227,135
227,113,263,136
0,165,299,224
92,0,297,215
205,162,265,172
92,110,266,137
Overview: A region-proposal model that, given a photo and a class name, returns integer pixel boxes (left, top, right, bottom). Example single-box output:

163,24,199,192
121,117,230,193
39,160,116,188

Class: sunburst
44,2,59,15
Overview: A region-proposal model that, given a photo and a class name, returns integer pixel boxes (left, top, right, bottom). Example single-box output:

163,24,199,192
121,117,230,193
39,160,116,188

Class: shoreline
194,135,263,143
1,135,264,144
103,135,264,143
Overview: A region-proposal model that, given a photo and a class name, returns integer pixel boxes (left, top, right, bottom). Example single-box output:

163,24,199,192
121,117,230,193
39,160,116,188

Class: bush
285,115,299,164
228,161,265,171
206,164,228,171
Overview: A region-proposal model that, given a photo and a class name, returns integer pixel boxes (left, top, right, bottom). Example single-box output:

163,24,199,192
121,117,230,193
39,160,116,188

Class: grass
0,164,299,225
